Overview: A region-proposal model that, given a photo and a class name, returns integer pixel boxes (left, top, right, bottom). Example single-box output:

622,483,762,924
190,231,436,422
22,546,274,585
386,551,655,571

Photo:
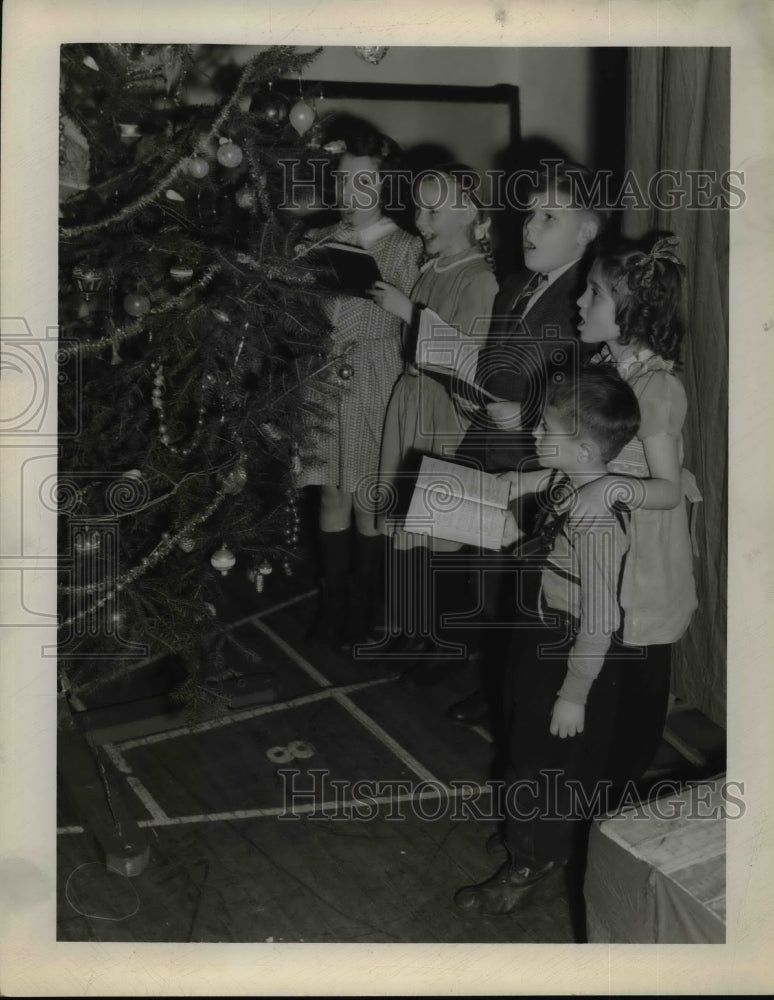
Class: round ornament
123,293,150,317
338,363,354,380
169,264,194,283
186,156,210,178
353,46,390,65
211,546,236,576
235,186,257,210
258,560,273,576
118,123,141,144
289,100,315,137
178,536,196,553
222,466,248,495
216,140,243,168
250,85,290,128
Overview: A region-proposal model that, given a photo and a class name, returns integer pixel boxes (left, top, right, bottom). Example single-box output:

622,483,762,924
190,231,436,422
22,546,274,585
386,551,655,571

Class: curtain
623,48,729,727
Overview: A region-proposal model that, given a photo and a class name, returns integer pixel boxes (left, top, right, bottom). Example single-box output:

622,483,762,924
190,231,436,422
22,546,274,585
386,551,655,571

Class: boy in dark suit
447,162,611,724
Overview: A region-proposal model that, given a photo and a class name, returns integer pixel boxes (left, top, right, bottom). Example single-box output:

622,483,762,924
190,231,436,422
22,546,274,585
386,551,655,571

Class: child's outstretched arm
366,281,413,323
574,432,682,517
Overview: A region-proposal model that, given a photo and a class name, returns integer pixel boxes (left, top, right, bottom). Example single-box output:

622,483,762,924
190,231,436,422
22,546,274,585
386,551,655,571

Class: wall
195,45,594,168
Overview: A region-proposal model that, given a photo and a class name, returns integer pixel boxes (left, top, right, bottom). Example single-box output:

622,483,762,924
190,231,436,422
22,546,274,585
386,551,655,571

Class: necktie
510,272,548,319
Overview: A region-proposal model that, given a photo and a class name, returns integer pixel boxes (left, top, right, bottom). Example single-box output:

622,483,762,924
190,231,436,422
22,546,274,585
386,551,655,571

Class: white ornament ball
211,546,236,576
289,100,315,136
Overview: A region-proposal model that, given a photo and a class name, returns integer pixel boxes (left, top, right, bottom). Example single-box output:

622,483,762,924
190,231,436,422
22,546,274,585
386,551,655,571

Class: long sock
313,528,351,639
351,532,387,641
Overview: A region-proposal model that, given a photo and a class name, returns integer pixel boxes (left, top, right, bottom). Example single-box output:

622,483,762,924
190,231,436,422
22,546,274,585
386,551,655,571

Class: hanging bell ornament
353,46,390,65
216,139,244,168
72,263,105,301
187,156,210,178
249,82,290,129
211,545,236,576
289,100,315,137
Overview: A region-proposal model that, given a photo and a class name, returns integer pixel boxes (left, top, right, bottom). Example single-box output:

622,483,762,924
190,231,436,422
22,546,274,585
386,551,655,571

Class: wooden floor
57,572,726,944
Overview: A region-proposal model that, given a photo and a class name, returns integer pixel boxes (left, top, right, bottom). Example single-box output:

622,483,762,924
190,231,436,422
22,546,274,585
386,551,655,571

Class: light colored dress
597,348,701,646
296,218,422,501
379,248,499,550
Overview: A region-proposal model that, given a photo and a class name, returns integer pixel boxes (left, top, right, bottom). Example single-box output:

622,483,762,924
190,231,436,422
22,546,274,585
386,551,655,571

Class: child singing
367,164,498,662
296,122,423,649
574,231,701,790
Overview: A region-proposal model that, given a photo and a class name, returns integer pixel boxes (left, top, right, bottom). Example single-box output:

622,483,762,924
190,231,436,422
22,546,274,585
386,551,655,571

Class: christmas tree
57,44,332,716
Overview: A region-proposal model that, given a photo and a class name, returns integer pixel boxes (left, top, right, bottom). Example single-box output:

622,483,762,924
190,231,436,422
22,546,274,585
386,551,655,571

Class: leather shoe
454,859,561,915
446,688,489,725
486,831,508,858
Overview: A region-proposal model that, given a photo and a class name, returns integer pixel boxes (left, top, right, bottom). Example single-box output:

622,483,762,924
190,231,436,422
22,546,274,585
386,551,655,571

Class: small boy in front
454,367,641,915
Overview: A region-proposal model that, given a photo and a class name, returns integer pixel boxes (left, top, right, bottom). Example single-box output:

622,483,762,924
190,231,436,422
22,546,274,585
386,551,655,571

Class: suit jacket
459,260,593,473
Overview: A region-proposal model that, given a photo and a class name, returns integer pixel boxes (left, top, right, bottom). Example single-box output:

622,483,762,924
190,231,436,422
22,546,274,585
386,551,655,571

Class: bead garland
150,362,206,456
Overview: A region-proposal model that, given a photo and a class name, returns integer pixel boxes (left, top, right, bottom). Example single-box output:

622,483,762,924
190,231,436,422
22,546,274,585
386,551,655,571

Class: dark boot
307,528,351,646
346,532,387,651
454,859,562,915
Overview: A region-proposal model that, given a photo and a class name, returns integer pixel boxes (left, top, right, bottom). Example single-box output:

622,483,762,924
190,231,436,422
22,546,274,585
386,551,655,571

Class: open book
403,455,511,550
308,241,382,296
414,307,499,408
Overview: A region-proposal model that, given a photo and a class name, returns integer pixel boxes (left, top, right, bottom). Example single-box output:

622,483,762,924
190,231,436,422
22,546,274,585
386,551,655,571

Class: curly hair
412,162,495,269
595,230,686,363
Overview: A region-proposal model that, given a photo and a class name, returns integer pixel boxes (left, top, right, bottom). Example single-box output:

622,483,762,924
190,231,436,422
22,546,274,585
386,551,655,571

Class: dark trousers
502,623,672,869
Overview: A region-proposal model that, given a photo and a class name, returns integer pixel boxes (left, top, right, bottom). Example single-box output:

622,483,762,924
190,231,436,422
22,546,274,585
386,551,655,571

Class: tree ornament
211,545,236,576
258,560,273,576
353,46,390,65
283,560,294,576
253,573,265,593
222,466,248,495
82,55,100,71
165,189,185,202
250,83,290,128
178,536,196,553
118,123,142,144
216,139,243,168
235,186,257,210
123,292,150,317
123,469,143,480
338,363,354,380
74,531,101,554
169,264,194,283
72,263,105,300
186,156,210,178
212,308,230,324
289,100,315,137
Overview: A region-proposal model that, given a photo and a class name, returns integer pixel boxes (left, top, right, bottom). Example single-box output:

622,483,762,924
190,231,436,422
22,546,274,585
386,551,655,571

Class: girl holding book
368,164,499,661
296,122,422,649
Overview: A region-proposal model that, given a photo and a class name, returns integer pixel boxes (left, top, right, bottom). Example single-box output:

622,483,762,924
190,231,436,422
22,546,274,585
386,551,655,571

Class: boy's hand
501,509,521,548
497,468,547,502
366,282,413,323
550,698,585,738
486,400,522,431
